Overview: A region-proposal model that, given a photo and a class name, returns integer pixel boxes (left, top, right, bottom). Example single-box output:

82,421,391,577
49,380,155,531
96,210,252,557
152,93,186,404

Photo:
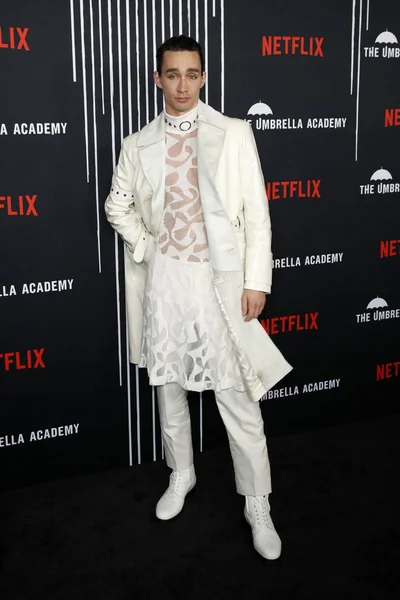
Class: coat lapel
137,113,165,232
197,112,225,181
197,102,242,271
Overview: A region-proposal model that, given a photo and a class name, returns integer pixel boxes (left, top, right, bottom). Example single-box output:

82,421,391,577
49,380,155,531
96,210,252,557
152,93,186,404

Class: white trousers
157,383,272,496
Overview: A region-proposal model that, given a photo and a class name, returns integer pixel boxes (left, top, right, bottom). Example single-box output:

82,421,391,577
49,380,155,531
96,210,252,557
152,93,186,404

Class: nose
177,77,189,93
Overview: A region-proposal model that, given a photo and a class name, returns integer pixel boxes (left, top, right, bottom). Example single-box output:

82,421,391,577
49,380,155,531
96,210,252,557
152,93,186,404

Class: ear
153,71,163,89
200,72,207,88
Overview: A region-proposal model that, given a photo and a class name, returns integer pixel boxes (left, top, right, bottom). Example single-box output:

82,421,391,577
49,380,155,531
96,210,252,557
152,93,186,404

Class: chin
175,102,191,110
174,100,196,111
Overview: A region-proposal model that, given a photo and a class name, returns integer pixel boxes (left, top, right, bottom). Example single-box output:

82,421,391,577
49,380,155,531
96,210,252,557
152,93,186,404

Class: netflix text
262,36,324,57
0,349,45,372
380,240,400,258
260,313,319,335
376,361,400,381
385,109,400,127
0,195,38,216
266,179,321,200
0,27,29,51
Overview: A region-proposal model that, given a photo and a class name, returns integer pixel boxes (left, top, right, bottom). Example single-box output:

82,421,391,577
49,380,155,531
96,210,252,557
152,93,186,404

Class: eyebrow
165,68,201,74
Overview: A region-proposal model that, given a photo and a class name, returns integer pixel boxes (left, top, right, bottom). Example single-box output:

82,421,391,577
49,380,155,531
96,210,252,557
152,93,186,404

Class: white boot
244,495,282,560
156,465,196,520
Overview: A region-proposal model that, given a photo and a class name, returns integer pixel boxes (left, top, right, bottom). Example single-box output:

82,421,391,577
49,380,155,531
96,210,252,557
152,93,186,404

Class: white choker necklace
164,117,198,132
164,107,199,132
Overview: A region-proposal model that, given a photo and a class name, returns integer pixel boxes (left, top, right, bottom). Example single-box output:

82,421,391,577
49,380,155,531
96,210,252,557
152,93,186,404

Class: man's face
154,50,206,116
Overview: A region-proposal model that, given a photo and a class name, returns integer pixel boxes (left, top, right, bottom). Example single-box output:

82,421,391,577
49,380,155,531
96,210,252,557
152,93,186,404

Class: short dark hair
156,35,205,74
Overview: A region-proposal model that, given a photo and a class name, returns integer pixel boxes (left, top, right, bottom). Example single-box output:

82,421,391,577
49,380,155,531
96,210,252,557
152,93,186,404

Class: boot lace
253,496,274,529
166,471,183,498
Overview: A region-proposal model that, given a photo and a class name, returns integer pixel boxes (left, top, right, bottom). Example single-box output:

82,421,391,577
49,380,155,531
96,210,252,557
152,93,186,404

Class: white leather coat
105,100,292,401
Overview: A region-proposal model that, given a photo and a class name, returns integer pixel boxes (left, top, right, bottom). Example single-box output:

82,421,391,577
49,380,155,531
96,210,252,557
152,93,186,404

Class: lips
176,97,190,102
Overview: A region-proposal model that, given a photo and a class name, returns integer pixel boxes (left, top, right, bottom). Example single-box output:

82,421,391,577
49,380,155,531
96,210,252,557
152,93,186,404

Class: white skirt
139,249,245,392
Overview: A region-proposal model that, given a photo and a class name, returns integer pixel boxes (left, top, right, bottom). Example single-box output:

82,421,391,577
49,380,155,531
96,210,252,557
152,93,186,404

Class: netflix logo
0,349,45,372
260,312,319,335
262,36,324,57
380,240,400,258
385,108,400,127
266,179,321,200
0,27,29,51
376,361,400,381
0,195,38,216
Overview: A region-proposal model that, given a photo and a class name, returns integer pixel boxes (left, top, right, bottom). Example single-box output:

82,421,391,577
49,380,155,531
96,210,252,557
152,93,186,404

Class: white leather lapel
137,113,165,232
197,119,225,183
197,102,241,271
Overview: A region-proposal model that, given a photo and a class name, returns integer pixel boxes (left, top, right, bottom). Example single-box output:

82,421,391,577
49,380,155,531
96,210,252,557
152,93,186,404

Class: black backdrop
1,0,399,491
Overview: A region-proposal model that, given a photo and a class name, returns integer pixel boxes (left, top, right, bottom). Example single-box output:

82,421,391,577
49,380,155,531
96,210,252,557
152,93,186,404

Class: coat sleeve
104,136,153,263
239,122,273,294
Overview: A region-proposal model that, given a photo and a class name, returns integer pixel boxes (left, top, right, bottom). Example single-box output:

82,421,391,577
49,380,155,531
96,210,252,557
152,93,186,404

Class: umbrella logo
357,296,399,325
247,101,273,116
366,297,388,310
360,166,398,196
375,30,399,45
370,167,393,181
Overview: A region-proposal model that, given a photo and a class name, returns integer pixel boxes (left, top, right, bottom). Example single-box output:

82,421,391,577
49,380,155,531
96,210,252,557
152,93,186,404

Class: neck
164,103,199,134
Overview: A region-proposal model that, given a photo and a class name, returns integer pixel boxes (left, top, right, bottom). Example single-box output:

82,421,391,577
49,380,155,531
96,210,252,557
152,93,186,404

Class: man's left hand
241,289,266,322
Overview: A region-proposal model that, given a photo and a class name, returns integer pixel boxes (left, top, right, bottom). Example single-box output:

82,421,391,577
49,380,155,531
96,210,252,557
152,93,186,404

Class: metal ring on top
179,121,192,131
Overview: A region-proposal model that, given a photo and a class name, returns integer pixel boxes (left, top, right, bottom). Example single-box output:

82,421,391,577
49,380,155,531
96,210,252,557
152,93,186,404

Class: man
105,35,292,560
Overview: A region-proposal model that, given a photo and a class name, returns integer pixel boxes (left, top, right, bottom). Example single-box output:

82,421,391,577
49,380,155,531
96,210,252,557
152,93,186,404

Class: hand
241,289,266,322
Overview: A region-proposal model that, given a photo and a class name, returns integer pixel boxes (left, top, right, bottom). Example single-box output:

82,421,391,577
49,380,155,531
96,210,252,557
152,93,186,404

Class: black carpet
1,413,399,600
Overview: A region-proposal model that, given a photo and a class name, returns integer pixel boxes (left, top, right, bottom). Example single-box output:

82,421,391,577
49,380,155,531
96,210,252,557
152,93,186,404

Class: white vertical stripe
124,2,133,467
170,0,173,37
70,0,77,82
212,0,216,17
187,0,191,36
366,0,370,31
126,0,133,133
98,0,105,115
89,0,102,273
199,392,203,452
79,0,90,183
135,365,141,464
161,0,165,42
108,0,116,166
350,0,356,95
152,385,156,460
135,0,141,130
134,2,142,462
221,0,224,112
117,0,124,143
355,0,363,161
144,0,150,124
195,0,199,41
204,0,208,104
108,1,123,385
152,0,158,118
179,0,183,34
126,312,133,466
